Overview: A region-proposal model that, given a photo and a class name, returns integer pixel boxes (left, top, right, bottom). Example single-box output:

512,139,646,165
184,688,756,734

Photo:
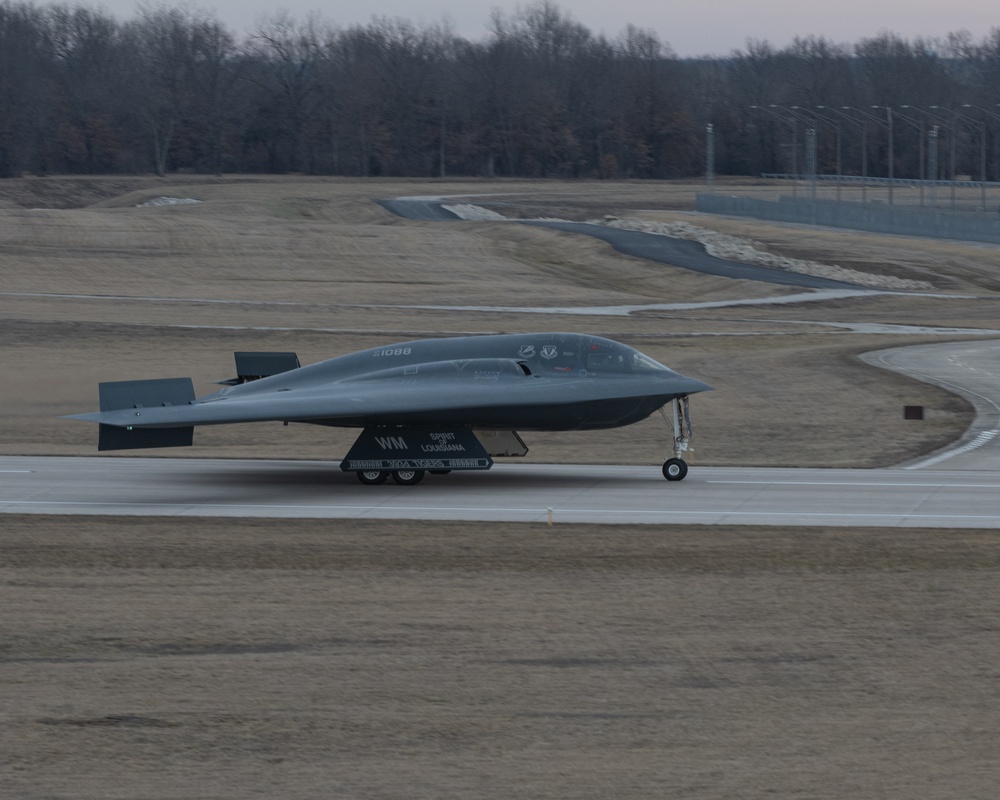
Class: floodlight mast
817,105,869,202
856,105,894,204
959,104,990,209
750,104,805,197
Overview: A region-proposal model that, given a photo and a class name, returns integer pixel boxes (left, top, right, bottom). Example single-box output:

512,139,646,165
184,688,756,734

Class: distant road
380,196,870,290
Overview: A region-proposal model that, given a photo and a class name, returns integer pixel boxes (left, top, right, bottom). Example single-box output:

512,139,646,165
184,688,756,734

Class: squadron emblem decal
517,344,535,358
540,345,559,360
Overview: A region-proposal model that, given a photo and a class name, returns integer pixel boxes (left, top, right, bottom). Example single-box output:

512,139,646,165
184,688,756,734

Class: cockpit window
585,344,671,374
586,352,627,371
631,352,670,372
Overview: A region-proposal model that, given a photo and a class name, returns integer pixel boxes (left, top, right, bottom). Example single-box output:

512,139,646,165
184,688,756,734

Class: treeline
3,0,1000,180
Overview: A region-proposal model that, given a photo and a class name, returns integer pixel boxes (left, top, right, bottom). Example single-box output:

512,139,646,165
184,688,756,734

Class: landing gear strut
659,395,694,482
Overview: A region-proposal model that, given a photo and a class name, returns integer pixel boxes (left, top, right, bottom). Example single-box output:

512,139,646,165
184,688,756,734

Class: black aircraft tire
662,458,688,481
392,469,426,486
357,470,389,485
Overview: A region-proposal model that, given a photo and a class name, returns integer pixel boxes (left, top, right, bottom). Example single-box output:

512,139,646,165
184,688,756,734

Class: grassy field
3,176,1000,797
3,175,995,467
3,515,1000,798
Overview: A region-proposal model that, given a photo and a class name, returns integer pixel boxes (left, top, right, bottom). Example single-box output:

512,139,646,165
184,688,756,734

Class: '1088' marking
373,348,412,357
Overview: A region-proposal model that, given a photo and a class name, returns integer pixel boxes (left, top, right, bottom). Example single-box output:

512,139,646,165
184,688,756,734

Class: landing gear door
474,430,529,457
340,427,493,472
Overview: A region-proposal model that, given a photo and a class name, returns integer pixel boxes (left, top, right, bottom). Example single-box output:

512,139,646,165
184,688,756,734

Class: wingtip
61,412,99,422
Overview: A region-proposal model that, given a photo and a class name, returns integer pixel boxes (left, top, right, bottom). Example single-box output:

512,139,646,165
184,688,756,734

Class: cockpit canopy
511,336,676,376
584,343,672,374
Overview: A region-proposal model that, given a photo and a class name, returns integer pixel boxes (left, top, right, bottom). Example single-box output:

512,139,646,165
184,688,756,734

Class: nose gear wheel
658,396,694,482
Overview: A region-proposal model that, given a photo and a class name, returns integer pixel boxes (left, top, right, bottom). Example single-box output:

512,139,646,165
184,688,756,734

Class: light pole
928,106,959,185
706,123,715,192
809,107,844,200
960,104,994,209
892,107,931,204
778,106,821,200
928,105,963,208
805,126,817,200
817,105,868,202
750,105,800,197
900,105,951,206
842,106,894,203
870,106,896,204
900,105,945,172
928,125,939,206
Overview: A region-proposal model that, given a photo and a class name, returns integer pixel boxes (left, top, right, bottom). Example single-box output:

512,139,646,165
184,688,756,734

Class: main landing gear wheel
357,469,388,485
392,469,425,486
662,458,688,482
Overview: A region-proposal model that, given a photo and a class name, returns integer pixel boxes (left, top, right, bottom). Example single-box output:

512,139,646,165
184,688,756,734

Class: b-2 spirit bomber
65,333,711,485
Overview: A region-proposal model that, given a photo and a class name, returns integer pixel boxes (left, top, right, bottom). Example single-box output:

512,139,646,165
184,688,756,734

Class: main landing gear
659,395,694,482
356,469,426,486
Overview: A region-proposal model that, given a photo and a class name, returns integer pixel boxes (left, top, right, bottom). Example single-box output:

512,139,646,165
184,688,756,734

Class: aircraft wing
64,368,710,432
63,337,713,452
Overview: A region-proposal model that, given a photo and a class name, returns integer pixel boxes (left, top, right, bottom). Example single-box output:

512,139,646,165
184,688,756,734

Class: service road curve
379,197,867,289
3,457,1000,528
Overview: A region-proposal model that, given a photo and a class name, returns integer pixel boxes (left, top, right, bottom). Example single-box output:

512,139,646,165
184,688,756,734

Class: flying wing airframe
64,332,711,484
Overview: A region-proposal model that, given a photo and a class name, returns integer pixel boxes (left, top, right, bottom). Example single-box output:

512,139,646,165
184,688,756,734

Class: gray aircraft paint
66,333,710,436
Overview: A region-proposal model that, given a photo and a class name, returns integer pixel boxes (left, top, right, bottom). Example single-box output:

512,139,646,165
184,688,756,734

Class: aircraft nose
677,376,713,394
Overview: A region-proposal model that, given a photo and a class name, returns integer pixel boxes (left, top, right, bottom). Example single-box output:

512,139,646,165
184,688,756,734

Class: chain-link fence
698,175,1000,244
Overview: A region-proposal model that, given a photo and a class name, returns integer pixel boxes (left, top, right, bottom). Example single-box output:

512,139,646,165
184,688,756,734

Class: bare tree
247,12,326,172
122,6,215,175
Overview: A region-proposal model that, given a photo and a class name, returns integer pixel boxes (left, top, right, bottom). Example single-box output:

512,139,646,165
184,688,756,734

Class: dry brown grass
3,515,1000,799
4,178,1000,798
2,175,992,467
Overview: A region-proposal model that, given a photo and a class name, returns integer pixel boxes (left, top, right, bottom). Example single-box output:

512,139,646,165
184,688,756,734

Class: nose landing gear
660,395,694,482
662,458,688,481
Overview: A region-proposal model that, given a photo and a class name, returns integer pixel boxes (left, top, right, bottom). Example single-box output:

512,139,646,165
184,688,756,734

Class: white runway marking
3,458,1000,528
906,430,1000,469
707,479,1000,488
3,498,1000,524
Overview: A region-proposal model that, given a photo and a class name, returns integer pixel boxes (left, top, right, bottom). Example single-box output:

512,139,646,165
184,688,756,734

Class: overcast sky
78,0,999,56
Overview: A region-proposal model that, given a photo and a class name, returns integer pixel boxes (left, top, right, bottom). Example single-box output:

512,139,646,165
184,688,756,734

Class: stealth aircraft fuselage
66,332,711,483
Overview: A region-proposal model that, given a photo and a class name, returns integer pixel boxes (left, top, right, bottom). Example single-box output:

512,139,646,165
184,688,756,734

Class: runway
6,336,1000,530
3,456,1000,528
